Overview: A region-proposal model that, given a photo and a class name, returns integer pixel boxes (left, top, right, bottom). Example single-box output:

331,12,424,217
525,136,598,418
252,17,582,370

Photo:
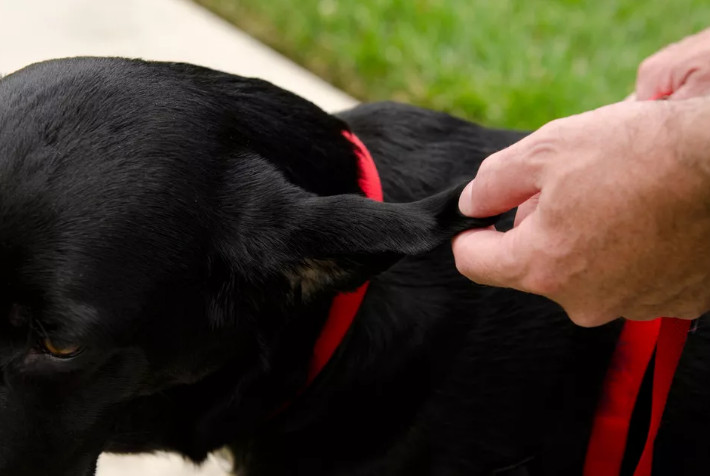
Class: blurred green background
195,0,709,129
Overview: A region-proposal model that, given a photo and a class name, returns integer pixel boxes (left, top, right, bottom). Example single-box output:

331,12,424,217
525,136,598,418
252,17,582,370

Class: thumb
452,226,527,288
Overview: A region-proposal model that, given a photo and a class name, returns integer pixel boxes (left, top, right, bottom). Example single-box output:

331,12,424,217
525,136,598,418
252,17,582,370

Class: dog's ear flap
280,182,498,300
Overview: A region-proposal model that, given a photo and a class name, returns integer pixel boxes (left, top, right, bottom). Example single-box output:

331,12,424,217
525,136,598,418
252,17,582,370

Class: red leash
584,318,690,476
634,317,691,476
583,319,661,475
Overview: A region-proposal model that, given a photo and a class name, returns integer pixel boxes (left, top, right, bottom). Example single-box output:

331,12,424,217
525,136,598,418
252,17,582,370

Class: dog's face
0,58,491,475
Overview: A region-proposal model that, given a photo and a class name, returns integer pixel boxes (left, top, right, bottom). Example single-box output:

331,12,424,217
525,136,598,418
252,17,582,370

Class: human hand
453,98,710,326
636,27,710,100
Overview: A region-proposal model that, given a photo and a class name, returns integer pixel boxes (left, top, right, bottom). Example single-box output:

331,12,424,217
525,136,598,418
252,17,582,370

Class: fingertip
458,180,474,216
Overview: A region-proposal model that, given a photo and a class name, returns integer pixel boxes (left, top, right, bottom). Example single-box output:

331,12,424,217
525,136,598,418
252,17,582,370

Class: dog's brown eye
41,338,82,358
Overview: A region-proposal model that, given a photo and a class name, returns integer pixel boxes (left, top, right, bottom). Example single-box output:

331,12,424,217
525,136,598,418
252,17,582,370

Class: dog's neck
272,130,383,415
190,111,383,450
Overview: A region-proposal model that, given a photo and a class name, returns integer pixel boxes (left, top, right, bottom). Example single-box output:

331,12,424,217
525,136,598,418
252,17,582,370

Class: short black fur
1,57,700,476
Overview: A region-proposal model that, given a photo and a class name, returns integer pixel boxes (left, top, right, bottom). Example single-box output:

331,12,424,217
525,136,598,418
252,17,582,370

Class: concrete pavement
0,0,357,474
0,0,356,112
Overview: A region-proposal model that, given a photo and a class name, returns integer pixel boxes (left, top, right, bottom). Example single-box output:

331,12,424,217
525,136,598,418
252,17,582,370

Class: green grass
195,0,710,129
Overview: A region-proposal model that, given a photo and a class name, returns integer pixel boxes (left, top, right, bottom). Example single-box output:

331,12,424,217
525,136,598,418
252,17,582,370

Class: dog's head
0,57,491,475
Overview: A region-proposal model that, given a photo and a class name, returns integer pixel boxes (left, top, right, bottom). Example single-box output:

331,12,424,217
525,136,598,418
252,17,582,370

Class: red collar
269,131,379,419
303,130,383,389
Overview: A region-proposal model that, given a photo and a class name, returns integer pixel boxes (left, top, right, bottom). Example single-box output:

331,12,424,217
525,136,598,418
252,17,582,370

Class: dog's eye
40,338,83,358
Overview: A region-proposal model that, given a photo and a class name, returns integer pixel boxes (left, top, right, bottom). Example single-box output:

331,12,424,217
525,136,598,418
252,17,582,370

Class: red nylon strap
584,317,690,476
584,319,661,476
633,317,691,476
305,130,383,387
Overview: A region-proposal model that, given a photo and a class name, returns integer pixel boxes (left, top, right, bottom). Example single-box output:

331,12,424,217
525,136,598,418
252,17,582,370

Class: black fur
0,57,700,476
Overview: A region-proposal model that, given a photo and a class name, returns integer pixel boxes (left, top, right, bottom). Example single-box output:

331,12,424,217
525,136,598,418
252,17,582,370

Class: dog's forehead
0,62,214,256
0,59,214,172
39,299,103,340
1,57,170,107
0,256,116,343
1,60,143,139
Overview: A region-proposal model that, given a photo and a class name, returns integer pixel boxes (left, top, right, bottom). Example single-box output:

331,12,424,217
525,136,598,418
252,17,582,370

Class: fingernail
459,181,474,216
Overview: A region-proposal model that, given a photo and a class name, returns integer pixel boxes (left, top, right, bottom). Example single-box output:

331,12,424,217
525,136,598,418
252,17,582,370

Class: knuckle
477,147,515,176
475,155,498,179
510,131,561,173
530,124,564,154
471,158,505,198
529,138,560,160
638,48,671,76
536,118,562,137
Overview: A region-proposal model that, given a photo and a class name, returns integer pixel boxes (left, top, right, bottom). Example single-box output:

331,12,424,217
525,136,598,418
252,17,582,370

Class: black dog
0,58,706,476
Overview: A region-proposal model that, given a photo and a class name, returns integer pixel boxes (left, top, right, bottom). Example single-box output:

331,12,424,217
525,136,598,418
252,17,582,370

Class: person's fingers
635,55,675,101
638,57,710,101
634,40,692,101
459,140,546,218
636,82,673,101
635,71,664,101
513,194,539,227
452,227,525,288
669,72,710,100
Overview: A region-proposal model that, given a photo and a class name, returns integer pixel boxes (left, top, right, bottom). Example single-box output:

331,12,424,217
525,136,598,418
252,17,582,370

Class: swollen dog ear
282,182,498,299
